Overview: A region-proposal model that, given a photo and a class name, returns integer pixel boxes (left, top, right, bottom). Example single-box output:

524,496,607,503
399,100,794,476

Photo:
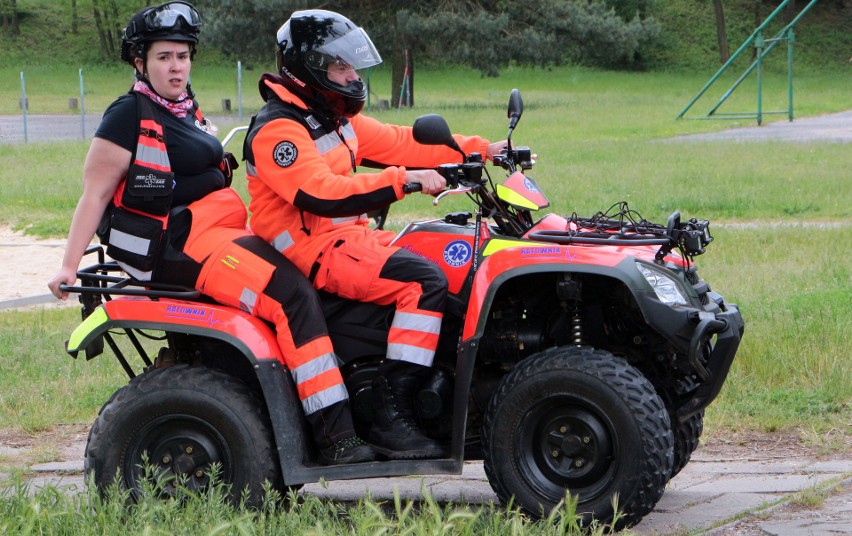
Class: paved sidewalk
14,437,852,535
670,110,852,143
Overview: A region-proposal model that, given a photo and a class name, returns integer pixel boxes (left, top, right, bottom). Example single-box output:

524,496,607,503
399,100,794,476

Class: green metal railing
677,0,820,125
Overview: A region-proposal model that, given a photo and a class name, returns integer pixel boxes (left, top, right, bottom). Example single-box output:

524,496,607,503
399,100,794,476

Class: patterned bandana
132,80,194,118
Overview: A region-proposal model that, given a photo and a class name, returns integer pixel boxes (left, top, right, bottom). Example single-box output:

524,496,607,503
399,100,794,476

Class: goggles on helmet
297,27,382,72
143,2,201,32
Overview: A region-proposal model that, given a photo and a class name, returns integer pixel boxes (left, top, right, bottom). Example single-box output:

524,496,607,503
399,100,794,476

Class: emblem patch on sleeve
273,141,298,168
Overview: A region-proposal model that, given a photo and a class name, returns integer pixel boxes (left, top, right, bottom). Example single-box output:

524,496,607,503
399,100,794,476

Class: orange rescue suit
244,75,491,367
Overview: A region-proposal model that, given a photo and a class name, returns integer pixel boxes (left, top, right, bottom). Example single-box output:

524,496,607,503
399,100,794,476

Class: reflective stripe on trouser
183,228,349,416
312,240,448,367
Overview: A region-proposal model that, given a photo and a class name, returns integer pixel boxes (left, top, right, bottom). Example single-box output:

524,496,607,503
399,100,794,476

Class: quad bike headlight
636,262,689,306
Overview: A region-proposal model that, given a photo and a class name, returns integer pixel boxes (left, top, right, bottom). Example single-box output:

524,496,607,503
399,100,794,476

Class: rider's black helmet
276,9,382,118
121,1,201,66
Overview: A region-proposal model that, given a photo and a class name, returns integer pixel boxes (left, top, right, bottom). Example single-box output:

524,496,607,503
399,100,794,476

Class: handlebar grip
403,183,423,194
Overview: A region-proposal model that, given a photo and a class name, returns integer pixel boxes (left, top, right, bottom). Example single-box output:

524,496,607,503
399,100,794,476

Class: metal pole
756,33,763,126
79,68,86,139
787,28,795,121
237,61,243,122
677,0,792,119
20,71,28,144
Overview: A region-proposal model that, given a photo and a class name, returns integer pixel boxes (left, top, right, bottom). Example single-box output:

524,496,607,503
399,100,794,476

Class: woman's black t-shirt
95,93,226,206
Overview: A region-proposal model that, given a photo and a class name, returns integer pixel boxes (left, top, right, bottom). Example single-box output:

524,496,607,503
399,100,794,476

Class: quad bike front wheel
671,409,704,479
482,347,673,530
85,364,287,506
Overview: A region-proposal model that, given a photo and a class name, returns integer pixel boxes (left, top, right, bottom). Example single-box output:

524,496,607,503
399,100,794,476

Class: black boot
368,361,446,459
307,400,376,465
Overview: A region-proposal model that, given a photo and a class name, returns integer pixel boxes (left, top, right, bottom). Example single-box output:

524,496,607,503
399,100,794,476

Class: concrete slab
0,447,24,459
685,459,807,475
633,492,779,534
758,518,852,536
687,473,839,494
803,459,852,473
30,460,83,473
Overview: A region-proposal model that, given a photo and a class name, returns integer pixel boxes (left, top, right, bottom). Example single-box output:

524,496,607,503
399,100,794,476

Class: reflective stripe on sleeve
272,231,295,252
331,215,362,225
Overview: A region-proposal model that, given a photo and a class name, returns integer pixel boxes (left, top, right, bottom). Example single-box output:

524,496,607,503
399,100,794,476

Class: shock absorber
557,275,585,346
570,301,585,346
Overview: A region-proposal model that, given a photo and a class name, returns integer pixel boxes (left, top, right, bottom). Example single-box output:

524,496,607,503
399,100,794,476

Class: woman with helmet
48,2,376,466
244,9,507,459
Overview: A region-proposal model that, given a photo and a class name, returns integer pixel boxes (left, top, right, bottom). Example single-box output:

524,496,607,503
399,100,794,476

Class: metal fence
2,62,248,145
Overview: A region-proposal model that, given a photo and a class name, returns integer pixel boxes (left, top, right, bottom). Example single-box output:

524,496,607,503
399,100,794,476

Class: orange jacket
244,76,490,274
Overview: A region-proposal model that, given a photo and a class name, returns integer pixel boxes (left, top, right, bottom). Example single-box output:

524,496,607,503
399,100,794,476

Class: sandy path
0,227,73,307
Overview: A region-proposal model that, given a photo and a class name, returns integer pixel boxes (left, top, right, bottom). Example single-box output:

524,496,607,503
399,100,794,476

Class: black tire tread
482,346,673,528
85,364,283,504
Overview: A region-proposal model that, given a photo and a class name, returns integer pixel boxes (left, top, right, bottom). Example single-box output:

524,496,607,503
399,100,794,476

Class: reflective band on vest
315,132,342,155
109,228,152,256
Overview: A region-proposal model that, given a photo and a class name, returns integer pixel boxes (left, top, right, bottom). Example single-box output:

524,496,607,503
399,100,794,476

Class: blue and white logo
524,177,539,193
443,240,472,268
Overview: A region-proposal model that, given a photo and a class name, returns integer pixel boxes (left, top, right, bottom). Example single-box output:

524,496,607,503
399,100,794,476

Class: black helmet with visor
121,1,201,65
276,10,382,118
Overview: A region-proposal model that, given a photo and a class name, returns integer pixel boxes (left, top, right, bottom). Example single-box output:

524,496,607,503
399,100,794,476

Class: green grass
0,475,624,536
0,307,127,432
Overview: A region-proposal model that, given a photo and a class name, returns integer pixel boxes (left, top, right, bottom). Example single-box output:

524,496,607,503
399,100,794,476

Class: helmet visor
144,2,201,31
305,27,382,71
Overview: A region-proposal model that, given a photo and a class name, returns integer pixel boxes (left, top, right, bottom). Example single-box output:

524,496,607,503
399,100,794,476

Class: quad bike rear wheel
482,347,673,530
85,364,288,506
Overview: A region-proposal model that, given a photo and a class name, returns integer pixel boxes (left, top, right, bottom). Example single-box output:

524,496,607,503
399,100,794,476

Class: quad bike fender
463,247,643,341
66,296,284,363
65,297,319,481
463,248,743,419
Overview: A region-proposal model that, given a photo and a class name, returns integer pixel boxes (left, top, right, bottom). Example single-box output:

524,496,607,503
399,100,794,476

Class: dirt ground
0,226,72,304
0,422,839,468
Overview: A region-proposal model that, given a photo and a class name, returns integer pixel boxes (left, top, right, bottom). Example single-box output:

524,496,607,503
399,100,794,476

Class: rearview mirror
413,114,464,159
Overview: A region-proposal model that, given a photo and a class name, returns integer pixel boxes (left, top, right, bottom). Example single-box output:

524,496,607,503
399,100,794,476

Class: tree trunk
785,0,797,24
11,0,18,35
107,0,120,57
712,0,729,63
71,0,78,35
92,0,111,60
1,0,20,36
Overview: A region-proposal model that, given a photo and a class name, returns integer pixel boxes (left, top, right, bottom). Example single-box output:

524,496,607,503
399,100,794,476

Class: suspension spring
571,302,585,346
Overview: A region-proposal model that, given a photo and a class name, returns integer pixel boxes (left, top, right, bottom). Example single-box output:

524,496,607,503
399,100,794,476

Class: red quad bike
61,89,743,529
